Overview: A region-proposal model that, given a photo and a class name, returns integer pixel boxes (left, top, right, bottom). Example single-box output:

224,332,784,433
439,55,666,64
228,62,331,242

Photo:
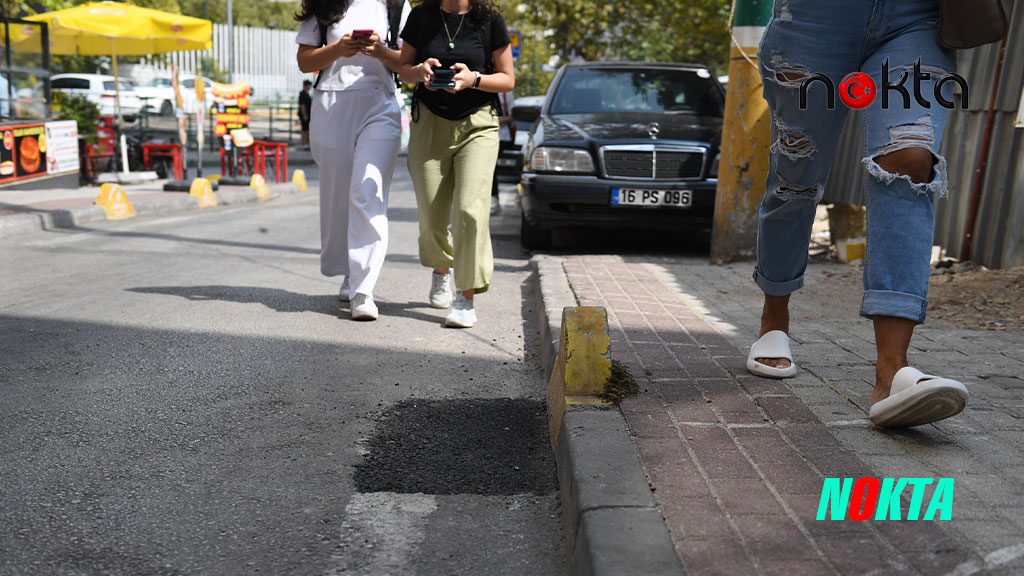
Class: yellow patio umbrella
25,1,212,121
22,1,212,173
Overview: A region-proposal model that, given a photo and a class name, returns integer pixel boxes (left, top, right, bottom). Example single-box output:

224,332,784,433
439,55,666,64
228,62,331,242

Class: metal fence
142,23,315,104
822,1,1024,270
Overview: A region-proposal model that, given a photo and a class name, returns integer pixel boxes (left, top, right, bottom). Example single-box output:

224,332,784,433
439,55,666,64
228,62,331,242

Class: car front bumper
519,172,717,230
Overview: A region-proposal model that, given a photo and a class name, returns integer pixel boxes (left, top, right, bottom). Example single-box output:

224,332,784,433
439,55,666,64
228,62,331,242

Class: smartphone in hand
429,67,457,89
351,29,373,40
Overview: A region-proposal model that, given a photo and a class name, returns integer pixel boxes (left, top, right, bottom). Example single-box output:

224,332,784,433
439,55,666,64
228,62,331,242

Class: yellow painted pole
711,0,773,265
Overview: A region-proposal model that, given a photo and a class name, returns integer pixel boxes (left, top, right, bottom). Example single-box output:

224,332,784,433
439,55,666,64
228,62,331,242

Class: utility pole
710,0,772,264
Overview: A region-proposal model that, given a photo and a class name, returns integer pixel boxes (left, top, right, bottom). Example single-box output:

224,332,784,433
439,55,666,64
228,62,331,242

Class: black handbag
938,0,1012,49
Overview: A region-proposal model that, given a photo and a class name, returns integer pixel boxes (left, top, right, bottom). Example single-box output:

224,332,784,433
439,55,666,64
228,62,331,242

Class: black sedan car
517,62,724,249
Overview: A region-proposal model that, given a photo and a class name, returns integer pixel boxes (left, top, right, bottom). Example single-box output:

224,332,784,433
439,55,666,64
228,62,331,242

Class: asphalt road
0,166,564,575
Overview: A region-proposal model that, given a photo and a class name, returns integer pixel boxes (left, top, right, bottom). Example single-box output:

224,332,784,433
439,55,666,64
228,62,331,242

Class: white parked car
134,74,216,115
50,73,144,122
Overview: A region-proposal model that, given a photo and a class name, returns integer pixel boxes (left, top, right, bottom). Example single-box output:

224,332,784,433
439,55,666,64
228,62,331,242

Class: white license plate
611,188,691,207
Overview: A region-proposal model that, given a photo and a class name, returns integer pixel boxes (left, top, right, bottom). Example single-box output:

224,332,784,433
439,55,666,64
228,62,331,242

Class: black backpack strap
313,21,329,89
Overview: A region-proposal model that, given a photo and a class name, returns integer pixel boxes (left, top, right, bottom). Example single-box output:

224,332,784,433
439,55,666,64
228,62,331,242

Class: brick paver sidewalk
561,255,1024,575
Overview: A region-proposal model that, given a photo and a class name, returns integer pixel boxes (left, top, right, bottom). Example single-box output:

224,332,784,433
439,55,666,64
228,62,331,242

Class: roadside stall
0,18,81,189
23,2,212,180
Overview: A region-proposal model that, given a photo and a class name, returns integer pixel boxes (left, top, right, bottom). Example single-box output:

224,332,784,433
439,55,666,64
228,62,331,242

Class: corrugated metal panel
935,0,1024,269
825,0,1024,269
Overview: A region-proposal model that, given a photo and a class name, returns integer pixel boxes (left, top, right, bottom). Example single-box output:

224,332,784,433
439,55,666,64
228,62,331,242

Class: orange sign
212,81,252,150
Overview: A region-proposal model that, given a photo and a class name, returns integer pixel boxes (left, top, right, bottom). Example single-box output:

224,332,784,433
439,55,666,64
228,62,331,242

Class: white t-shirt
295,0,411,92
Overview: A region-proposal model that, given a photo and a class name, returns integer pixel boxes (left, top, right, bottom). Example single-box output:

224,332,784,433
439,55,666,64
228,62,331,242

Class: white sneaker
351,294,378,321
337,277,351,302
429,271,453,308
444,293,476,328
490,196,501,215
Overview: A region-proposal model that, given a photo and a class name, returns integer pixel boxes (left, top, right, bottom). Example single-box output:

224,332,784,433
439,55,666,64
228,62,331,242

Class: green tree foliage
515,0,731,75
177,0,299,31
52,91,99,142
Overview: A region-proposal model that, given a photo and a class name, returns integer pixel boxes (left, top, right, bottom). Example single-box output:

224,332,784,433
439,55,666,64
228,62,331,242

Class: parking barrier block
250,173,270,203
189,177,218,208
94,183,135,220
546,306,612,449
292,169,308,192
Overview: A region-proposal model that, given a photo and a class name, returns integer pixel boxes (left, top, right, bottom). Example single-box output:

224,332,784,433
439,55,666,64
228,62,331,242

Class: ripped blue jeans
754,0,955,324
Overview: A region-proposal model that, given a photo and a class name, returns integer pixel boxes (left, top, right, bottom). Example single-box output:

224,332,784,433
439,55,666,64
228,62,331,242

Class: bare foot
756,294,792,369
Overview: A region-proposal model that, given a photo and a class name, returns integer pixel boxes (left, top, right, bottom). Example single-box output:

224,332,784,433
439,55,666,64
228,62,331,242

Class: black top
401,6,510,120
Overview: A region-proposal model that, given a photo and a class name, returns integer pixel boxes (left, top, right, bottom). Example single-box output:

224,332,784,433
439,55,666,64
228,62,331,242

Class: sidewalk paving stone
546,253,1024,574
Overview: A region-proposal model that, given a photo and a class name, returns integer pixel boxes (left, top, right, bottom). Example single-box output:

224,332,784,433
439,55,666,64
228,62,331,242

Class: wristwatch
473,71,481,89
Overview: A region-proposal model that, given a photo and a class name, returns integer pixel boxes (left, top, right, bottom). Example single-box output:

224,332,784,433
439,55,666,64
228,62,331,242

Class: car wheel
159,100,174,116
520,211,552,250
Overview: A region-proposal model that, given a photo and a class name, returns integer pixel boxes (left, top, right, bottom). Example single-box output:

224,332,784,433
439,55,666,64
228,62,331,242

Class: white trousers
310,86,401,298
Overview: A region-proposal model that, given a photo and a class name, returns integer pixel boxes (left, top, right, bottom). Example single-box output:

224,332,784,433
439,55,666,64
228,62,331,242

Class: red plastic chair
142,143,184,180
253,140,289,182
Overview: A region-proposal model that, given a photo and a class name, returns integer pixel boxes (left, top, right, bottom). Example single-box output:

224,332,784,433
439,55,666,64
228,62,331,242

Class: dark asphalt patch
354,398,557,496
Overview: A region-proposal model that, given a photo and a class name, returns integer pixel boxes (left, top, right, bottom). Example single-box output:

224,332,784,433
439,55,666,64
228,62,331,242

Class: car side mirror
513,104,541,124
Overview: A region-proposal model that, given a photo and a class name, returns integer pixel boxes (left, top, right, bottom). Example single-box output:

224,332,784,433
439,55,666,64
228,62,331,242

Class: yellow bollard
189,177,218,208
546,306,613,448
292,168,308,193
94,183,135,220
250,173,271,203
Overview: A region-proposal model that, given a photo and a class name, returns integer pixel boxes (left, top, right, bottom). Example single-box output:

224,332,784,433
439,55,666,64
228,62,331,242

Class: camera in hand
429,67,457,89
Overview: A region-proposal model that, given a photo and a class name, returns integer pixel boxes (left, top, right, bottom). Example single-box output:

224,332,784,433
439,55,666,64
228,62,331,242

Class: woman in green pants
396,0,514,328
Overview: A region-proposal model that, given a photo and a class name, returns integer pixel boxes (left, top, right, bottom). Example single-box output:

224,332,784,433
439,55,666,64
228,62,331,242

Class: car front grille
601,147,705,180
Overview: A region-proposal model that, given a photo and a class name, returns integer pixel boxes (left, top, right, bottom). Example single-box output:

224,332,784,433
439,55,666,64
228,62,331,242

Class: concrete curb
531,256,685,576
0,182,302,240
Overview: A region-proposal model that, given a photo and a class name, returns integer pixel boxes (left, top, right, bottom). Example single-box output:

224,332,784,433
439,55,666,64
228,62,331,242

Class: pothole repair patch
353,398,557,496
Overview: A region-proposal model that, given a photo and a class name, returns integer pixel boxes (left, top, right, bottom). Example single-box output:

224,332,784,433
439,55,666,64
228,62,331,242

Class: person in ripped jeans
746,0,969,427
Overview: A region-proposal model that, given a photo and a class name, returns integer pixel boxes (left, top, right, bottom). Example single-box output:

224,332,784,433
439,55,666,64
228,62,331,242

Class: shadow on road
127,285,338,316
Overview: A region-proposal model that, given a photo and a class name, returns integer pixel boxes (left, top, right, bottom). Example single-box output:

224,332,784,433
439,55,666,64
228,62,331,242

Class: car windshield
549,68,724,117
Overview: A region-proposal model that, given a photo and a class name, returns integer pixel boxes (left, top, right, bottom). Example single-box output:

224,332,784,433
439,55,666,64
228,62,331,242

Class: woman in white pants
296,0,410,320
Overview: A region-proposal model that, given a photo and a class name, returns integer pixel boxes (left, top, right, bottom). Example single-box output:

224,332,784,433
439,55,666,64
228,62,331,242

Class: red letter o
847,477,880,521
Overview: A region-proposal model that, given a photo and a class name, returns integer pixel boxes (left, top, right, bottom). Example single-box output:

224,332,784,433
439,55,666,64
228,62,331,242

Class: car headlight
530,146,594,174
709,153,720,179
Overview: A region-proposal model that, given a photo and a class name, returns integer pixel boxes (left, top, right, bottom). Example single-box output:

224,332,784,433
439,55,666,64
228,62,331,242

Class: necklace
440,9,467,50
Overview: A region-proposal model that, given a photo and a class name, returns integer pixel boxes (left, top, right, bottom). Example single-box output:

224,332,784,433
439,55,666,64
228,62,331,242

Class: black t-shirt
400,6,510,120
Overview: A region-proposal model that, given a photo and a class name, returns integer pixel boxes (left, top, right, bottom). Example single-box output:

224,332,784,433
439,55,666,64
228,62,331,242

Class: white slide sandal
869,367,969,427
746,330,798,378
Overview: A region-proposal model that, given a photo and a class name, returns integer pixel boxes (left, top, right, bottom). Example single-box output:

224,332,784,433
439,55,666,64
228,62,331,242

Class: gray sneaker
338,277,351,302
351,293,378,321
444,293,476,328
429,271,453,308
